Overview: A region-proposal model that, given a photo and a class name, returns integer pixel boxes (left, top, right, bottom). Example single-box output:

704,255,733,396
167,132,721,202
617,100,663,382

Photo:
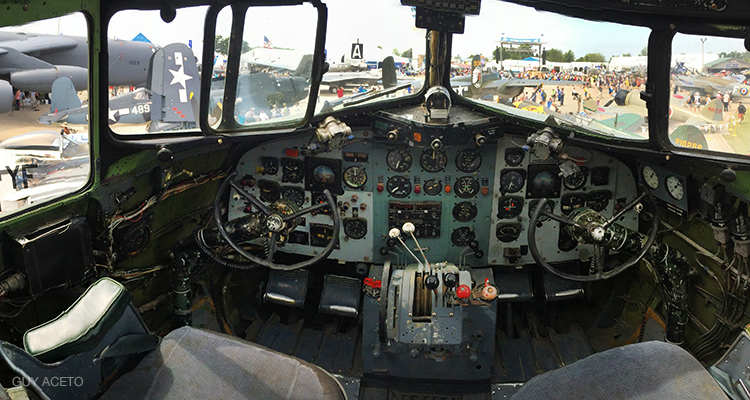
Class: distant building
704,57,750,74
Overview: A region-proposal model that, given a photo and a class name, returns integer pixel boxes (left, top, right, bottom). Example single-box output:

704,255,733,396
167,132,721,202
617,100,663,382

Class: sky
0,0,746,64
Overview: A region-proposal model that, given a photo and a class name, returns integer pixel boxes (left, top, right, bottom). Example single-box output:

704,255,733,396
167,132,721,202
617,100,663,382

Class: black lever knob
443,272,457,288
425,274,439,290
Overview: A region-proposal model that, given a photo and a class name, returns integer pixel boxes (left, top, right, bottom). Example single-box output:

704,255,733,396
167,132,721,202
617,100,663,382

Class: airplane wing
0,35,78,55
0,46,53,74
598,113,646,134
322,71,382,86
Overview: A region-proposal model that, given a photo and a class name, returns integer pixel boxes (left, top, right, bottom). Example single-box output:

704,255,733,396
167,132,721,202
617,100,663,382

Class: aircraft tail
381,56,397,89
148,43,200,125
700,98,724,122
294,54,313,77
466,55,483,98
49,77,82,113
0,80,11,114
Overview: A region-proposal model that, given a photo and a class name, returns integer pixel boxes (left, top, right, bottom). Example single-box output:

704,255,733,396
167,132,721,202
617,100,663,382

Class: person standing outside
14,89,21,111
738,102,746,123
723,92,730,112
337,86,344,98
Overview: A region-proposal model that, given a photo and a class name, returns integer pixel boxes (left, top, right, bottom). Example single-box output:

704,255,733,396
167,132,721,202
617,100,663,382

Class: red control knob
456,284,471,299
377,183,384,193
414,184,421,194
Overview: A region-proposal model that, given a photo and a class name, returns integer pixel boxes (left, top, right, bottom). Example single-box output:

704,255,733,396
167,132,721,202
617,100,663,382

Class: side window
671,33,749,155
0,13,90,214
108,6,216,135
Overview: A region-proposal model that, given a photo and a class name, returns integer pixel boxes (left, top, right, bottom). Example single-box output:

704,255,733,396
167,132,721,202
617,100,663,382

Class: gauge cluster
227,118,639,269
636,161,689,215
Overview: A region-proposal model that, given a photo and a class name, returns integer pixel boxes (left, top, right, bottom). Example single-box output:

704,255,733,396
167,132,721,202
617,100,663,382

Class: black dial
261,156,279,175
590,166,610,186
281,158,304,183
563,166,588,190
343,218,367,239
423,179,442,196
420,149,448,172
386,176,412,198
281,186,305,207
456,149,482,173
311,192,334,215
258,179,281,203
451,227,476,246
528,200,554,222
587,190,611,212
498,196,524,219
343,166,367,189
560,193,586,215
386,148,412,172
455,176,480,198
453,202,478,222
500,170,525,193
505,147,525,167
496,223,522,243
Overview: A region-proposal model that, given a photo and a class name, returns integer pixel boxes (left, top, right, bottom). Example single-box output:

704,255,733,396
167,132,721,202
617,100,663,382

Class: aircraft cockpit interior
0,0,750,399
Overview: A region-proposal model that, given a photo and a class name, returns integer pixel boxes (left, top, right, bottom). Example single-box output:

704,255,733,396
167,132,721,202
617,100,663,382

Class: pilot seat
0,277,346,400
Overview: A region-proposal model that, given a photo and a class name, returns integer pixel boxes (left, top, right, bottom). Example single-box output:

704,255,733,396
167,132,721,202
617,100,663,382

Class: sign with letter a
351,43,364,60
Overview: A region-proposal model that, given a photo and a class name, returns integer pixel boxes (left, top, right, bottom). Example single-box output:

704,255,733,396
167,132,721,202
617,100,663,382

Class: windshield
453,1,651,140
314,0,424,114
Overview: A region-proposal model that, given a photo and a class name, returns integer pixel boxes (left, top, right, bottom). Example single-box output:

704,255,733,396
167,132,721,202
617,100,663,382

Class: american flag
263,36,273,49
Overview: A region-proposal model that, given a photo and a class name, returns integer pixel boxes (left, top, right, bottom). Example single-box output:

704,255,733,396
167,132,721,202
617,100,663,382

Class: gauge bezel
423,179,443,196
642,165,659,189
281,157,305,183
560,193,587,216
280,186,305,207
343,217,368,239
497,195,524,219
420,149,448,173
343,165,367,189
455,176,480,198
504,147,525,167
386,147,412,172
386,175,412,198
665,175,684,200
452,201,478,222
563,166,588,190
451,227,476,246
528,199,555,222
456,149,482,173
257,179,281,203
499,169,526,194
496,223,522,243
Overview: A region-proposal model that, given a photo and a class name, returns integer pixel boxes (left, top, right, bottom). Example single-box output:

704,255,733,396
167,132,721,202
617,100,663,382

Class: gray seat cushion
100,326,346,400
511,341,726,400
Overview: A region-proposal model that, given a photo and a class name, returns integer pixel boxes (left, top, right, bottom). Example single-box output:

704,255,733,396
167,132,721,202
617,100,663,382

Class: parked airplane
0,31,157,92
601,88,723,126
321,56,398,93
674,74,750,100
38,43,200,131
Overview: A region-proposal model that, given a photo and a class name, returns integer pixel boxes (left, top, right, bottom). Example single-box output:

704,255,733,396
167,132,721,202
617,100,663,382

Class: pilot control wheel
213,171,340,270
527,184,659,282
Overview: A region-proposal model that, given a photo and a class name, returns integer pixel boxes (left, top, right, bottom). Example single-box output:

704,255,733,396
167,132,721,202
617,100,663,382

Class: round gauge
587,190,611,212
560,193,587,216
529,171,560,198
496,223,522,243
420,149,448,173
642,165,659,189
423,179,443,196
343,166,367,189
455,176,480,198
280,186,305,207
456,149,482,173
386,148,412,172
258,179,281,203
500,170,525,193
343,218,367,239
281,158,304,183
312,165,335,184
311,192,334,215
563,167,588,190
665,175,684,200
498,196,524,219
528,200,554,222
261,156,279,175
505,147,525,167
453,202,478,222
451,227,476,247
386,176,412,198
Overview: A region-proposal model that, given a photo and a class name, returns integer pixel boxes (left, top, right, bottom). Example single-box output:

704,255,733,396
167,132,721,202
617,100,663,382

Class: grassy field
723,120,750,156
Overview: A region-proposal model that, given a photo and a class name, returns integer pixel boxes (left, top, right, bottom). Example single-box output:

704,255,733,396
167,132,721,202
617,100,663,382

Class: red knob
456,284,471,299
414,184,421,194
377,183,384,193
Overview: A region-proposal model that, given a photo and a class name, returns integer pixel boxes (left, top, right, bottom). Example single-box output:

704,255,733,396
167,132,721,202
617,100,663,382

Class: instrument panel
228,115,639,267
